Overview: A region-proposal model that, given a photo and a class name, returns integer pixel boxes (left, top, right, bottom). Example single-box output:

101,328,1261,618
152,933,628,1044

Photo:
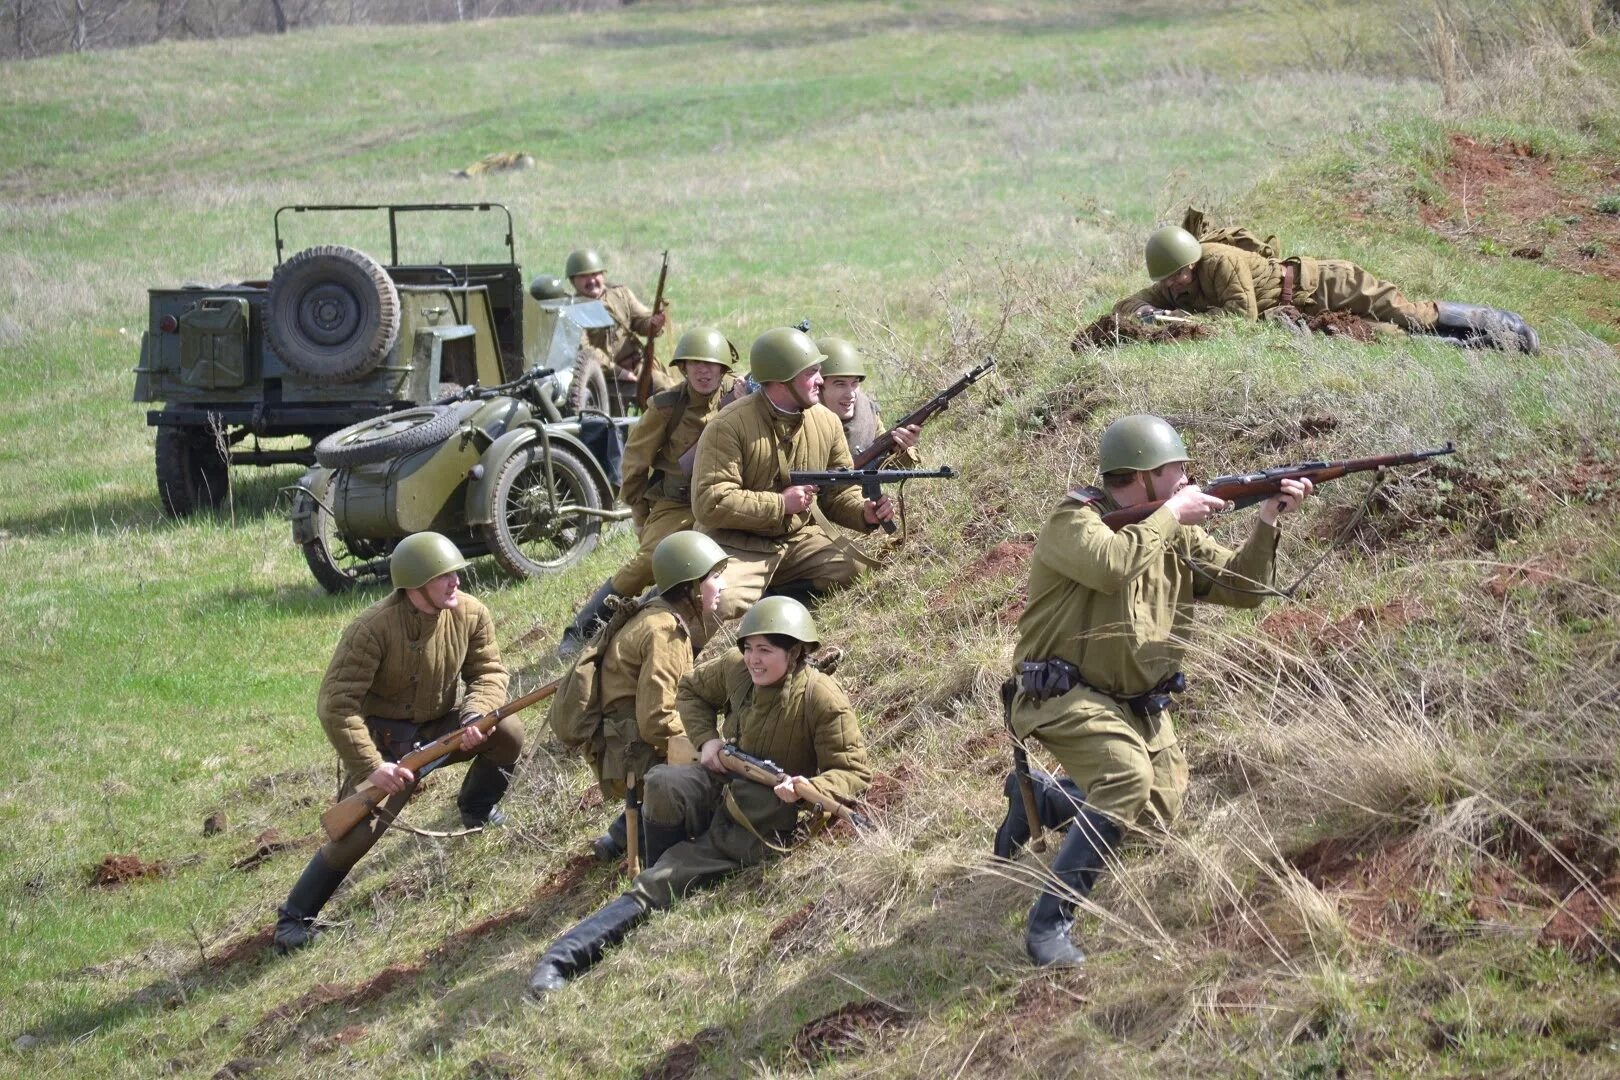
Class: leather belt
1016,659,1186,719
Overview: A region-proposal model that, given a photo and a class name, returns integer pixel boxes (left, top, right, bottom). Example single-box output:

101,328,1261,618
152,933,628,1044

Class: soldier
814,336,921,463
1113,226,1539,353
565,248,677,404
692,326,894,621
529,274,570,302
558,326,744,657
1002,416,1313,967
581,531,729,863
527,596,871,994
272,532,522,954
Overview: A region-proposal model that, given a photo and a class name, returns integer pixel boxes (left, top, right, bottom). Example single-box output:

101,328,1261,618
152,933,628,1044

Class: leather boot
1025,810,1121,968
639,821,688,871
526,894,649,995
1433,300,1540,354
273,852,347,955
457,755,513,828
592,812,628,862
993,768,1086,858
557,579,625,659
762,578,826,608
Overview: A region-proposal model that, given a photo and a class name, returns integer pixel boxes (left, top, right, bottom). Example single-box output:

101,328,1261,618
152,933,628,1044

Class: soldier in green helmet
272,532,521,954
1000,416,1313,968
570,530,729,863
558,326,749,657
1113,225,1539,352
564,247,678,401
691,326,895,621
815,336,921,463
529,274,571,302
527,595,871,995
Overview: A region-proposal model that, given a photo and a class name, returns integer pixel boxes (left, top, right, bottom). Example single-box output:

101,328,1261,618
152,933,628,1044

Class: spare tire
314,405,460,468
267,244,400,382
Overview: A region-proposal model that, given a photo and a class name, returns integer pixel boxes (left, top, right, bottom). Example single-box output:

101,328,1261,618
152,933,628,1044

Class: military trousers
316,711,525,873
1011,686,1188,832
611,497,695,596
1297,258,1439,332
711,525,864,621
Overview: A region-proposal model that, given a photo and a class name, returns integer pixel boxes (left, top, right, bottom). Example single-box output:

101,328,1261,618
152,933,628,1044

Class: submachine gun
787,465,955,534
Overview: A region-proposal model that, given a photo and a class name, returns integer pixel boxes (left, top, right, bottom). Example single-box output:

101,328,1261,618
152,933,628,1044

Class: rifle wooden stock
851,356,996,469
635,250,670,410
318,678,560,842
1011,742,1047,854
718,746,869,830
1099,443,1456,531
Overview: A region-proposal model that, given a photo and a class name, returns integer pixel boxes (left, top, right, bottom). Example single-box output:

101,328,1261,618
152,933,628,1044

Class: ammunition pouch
365,717,421,763
1017,661,1186,719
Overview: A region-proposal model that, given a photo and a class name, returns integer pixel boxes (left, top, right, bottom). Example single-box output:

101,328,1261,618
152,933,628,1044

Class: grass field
4,1,1620,1076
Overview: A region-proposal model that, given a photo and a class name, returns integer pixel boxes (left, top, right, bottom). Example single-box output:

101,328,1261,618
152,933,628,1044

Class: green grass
5,1,1620,1077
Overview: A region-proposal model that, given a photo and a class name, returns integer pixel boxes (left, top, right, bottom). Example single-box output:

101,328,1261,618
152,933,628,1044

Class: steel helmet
749,327,825,384
390,531,469,590
1097,415,1190,475
671,326,738,370
736,596,820,651
529,274,570,301
815,337,867,380
564,249,606,279
651,531,729,593
1144,226,1202,283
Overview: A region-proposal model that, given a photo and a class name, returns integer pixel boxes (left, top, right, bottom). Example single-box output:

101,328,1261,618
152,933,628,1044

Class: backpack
548,596,646,751
1180,207,1282,260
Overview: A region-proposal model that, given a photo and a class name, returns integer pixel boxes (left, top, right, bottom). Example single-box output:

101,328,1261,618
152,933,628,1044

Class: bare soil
1072,313,1213,350
638,1026,725,1080
90,854,167,888
1258,597,1427,653
790,1000,911,1062
230,829,315,873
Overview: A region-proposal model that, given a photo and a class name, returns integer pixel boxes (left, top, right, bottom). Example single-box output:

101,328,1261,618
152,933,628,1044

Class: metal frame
273,203,516,268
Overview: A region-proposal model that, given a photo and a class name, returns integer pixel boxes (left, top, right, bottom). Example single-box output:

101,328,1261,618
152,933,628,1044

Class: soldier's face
415,570,460,611
790,364,823,405
698,568,726,616
741,636,792,686
820,375,863,420
1162,265,1195,295
571,271,606,299
684,360,727,396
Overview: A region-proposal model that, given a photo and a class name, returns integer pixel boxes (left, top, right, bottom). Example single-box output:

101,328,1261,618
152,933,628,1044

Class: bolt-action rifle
718,745,870,830
1099,444,1457,531
319,678,560,842
635,250,671,410
787,465,955,535
851,357,996,468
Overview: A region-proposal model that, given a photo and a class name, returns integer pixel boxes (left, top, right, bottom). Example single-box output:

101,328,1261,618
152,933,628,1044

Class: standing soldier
558,326,744,657
527,596,871,994
692,326,894,620
577,531,729,864
565,248,677,406
273,532,522,953
1113,226,1539,352
814,336,921,464
1003,416,1313,967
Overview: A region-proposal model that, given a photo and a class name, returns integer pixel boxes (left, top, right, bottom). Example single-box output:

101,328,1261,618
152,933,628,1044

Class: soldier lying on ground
1112,226,1539,353
1001,415,1313,967
565,247,679,403
814,336,920,464
527,597,871,994
274,532,521,954
559,327,747,657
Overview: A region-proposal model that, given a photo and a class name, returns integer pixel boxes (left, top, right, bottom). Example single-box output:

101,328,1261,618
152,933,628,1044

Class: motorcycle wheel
479,443,602,576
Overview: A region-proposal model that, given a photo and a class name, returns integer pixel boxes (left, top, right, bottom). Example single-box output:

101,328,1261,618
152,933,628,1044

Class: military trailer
132,203,613,516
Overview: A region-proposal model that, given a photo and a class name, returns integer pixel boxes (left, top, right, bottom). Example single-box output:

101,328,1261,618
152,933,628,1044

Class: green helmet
671,326,738,370
815,337,867,380
749,327,825,384
564,248,605,279
651,531,728,593
736,595,820,651
1097,415,1190,475
529,274,569,301
390,531,469,590
1144,226,1202,283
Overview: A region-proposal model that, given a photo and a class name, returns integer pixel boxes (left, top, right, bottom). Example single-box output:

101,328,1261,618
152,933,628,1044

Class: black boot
457,755,513,828
558,579,625,659
639,821,688,870
526,894,649,995
993,768,1086,859
1025,810,1121,968
592,812,628,862
1433,300,1540,354
763,578,826,607
273,852,347,955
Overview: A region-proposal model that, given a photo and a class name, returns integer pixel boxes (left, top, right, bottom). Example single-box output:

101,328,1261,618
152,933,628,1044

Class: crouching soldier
273,532,522,954
814,336,920,464
527,597,871,994
1003,416,1312,967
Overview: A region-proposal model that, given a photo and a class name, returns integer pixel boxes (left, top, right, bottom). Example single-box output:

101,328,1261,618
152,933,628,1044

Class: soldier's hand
774,776,805,804
368,762,415,794
864,495,896,527
699,738,727,774
1259,477,1314,525
890,425,921,452
1165,484,1228,526
648,310,668,337
782,484,817,515
460,721,488,750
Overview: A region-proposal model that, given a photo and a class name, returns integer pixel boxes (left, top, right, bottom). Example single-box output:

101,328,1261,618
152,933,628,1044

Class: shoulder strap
1065,485,1106,507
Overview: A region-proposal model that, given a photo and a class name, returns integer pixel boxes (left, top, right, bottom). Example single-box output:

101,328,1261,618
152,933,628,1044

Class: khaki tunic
591,597,705,796
578,283,679,393
1011,492,1279,829
841,388,920,467
1112,242,1438,331
317,591,509,779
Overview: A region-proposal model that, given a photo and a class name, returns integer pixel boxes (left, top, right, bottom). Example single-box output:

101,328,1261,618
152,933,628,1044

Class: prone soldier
565,247,679,404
